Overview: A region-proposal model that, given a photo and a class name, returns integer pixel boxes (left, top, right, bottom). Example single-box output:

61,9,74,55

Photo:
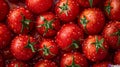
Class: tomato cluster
0,0,120,67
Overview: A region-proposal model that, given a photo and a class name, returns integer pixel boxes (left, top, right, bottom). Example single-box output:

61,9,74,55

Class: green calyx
89,0,93,7
37,16,54,36
59,0,70,16
25,37,36,53
71,40,79,49
80,16,89,33
20,13,31,33
40,45,54,56
110,29,120,46
66,56,80,67
92,36,105,52
105,1,111,15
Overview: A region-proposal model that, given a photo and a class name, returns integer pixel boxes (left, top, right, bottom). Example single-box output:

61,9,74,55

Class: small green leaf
80,16,89,33
24,20,31,25
105,1,111,15
71,40,79,49
64,11,68,16
43,45,50,56
25,36,36,52
20,13,31,33
99,38,104,45
89,0,93,7
64,40,80,50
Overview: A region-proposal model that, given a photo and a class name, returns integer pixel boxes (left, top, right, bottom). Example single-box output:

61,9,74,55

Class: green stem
29,44,35,52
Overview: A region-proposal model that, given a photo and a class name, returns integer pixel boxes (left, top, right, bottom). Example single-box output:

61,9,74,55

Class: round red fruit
104,0,120,20
82,35,108,62
11,35,37,61
8,7,34,34
78,8,105,35
36,12,61,37
56,23,84,51
34,60,57,67
38,39,58,59
26,0,53,14
60,52,88,67
55,0,80,22
103,21,120,49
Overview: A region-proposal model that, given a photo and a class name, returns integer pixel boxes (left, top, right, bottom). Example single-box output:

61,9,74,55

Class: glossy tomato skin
8,7,34,34
0,0,9,21
11,35,36,61
60,52,88,67
0,23,12,49
114,50,120,64
78,8,105,35
104,0,120,21
56,23,84,51
82,35,109,62
36,12,61,37
34,60,57,67
39,39,59,59
92,61,112,67
77,0,100,7
26,0,53,14
6,60,28,67
55,0,80,23
103,21,120,49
